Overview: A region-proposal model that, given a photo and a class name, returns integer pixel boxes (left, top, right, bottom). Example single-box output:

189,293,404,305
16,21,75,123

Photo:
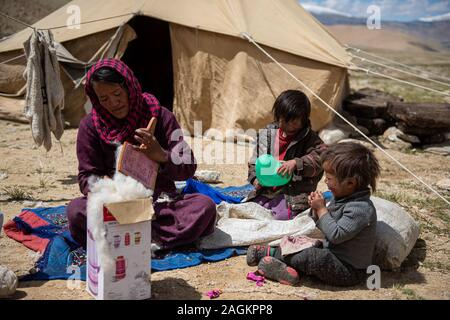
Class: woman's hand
134,128,169,164
309,191,328,218
277,159,296,177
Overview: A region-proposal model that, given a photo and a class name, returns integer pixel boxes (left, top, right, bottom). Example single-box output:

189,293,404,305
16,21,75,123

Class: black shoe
246,245,271,266
257,256,300,286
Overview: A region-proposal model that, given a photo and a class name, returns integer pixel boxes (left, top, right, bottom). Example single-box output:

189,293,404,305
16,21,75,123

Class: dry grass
2,185,33,201
349,50,450,104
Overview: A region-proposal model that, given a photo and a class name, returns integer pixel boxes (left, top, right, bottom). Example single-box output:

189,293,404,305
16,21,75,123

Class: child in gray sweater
246,142,381,286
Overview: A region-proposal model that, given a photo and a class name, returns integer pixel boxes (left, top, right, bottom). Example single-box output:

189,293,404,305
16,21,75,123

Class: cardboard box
87,198,154,300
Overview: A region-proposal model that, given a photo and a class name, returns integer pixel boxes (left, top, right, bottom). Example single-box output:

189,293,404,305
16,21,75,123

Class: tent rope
241,32,449,206
0,52,25,65
350,65,450,97
45,13,137,30
0,11,36,30
0,11,136,32
350,53,450,88
345,45,450,83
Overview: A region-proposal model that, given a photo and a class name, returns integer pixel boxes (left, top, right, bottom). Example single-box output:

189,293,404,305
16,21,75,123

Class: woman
66,58,216,250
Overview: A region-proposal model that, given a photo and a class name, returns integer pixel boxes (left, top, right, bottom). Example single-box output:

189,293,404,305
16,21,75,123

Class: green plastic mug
255,154,292,187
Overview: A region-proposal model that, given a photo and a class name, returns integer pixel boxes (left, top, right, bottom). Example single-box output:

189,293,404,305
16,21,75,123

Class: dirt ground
0,118,449,300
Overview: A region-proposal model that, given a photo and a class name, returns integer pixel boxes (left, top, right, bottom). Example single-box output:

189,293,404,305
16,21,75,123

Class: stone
423,141,450,156
22,201,44,208
319,124,350,145
381,127,412,151
436,178,450,191
0,171,8,181
0,265,18,298
383,127,402,142
194,170,221,183
397,132,420,144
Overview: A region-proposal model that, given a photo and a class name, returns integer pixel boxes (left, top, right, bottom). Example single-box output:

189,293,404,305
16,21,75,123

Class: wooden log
388,102,450,129
0,96,28,124
344,88,402,119
397,122,447,136
350,87,403,102
344,97,390,118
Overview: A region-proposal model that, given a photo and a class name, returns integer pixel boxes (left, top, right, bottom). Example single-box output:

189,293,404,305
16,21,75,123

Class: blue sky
299,0,450,21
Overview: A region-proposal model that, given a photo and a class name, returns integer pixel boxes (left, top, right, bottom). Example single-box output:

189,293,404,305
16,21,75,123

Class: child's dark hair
91,67,126,86
320,142,380,192
272,90,311,125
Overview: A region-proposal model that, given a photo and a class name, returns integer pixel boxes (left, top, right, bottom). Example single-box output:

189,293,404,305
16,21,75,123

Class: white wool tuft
87,145,154,276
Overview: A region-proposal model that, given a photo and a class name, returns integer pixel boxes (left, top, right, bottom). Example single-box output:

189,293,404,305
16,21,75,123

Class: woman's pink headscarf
85,58,161,144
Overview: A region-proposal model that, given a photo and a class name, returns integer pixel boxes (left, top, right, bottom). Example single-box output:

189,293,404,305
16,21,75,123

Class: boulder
319,124,350,145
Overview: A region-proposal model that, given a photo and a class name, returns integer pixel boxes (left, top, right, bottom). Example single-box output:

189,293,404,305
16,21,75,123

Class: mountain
300,3,450,51
0,0,71,38
326,25,443,53
389,20,450,50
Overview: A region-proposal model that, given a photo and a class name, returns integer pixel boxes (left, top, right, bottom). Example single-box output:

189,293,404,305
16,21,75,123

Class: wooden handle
146,117,157,135
138,117,158,149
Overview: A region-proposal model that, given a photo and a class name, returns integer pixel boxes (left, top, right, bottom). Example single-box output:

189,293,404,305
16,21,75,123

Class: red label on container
103,206,117,222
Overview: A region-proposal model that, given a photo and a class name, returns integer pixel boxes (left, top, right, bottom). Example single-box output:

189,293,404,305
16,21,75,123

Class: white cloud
301,0,450,21
300,3,354,17
419,11,450,21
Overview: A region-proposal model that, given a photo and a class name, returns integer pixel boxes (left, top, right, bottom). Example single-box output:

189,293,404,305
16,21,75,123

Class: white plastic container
86,199,153,300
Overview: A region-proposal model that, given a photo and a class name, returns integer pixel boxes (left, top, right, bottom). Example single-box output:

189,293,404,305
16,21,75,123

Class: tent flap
171,24,348,134
0,0,351,129
0,0,350,67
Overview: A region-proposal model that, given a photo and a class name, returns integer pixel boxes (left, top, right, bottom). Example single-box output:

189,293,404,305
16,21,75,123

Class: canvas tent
0,0,353,135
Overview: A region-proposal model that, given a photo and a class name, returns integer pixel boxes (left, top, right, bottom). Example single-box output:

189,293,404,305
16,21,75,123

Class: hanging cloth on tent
54,23,136,88
23,29,65,151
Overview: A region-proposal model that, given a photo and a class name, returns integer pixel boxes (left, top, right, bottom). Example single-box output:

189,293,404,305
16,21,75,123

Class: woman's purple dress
66,107,216,249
